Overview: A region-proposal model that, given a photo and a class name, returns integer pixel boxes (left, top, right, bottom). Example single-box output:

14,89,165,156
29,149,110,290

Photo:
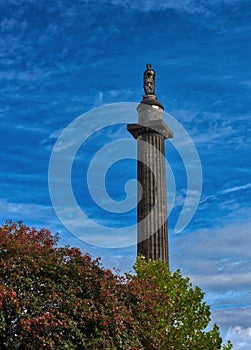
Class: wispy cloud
226,326,251,350
0,0,250,343
170,218,251,344
171,218,251,290
109,0,208,13
221,183,251,194
108,0,249,31
0,198,56,229
191,272,251,291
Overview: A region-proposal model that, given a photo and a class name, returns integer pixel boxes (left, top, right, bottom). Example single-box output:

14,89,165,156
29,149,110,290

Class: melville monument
127,64,173,262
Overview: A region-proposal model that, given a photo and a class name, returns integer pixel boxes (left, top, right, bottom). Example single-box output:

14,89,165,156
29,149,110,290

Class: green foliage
134,256,232,349
0,221,232,349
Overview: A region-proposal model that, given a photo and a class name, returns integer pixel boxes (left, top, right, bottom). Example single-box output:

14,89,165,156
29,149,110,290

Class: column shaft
137,132,168,261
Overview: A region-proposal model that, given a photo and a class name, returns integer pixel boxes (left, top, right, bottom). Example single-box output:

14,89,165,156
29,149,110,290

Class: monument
127,64,173,262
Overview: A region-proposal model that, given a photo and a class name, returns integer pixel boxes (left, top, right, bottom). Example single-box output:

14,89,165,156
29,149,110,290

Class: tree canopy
0,221,232,349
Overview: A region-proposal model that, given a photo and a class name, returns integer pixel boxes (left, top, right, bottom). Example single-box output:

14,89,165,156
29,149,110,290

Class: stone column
127,94,173,262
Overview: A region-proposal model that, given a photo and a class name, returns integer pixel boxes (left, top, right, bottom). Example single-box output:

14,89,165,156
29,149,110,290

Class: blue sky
1,0,251,347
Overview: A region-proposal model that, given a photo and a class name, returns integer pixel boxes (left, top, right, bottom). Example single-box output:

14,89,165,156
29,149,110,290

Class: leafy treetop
0,221,232,349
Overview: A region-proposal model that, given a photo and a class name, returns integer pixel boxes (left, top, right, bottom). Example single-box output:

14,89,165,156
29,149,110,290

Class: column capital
127,120,173,140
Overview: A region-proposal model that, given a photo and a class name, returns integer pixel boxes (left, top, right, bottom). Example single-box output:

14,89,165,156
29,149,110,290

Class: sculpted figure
143,63,155,95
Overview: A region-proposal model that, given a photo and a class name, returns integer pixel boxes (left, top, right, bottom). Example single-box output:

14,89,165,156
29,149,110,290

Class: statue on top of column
143,63,155,96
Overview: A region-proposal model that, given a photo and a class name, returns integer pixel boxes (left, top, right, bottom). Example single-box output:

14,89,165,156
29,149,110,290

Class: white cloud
169,109,239,148
171,217,251,271
109,0,205,13
0,199,58,231
212,308,251,333
191,272,251,291
170,218,251,319
15,124,46,133
226,326,251,350
108,0,242,15
170,219,251,342
108,89,134,99
221,183,251,194
95,91,103,106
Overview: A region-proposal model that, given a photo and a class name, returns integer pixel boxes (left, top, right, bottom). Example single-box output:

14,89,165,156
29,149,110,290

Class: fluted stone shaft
127,102,173,262
137,132,168,261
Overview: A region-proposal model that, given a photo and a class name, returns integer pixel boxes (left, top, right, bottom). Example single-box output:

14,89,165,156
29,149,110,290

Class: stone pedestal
127,98,173,262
